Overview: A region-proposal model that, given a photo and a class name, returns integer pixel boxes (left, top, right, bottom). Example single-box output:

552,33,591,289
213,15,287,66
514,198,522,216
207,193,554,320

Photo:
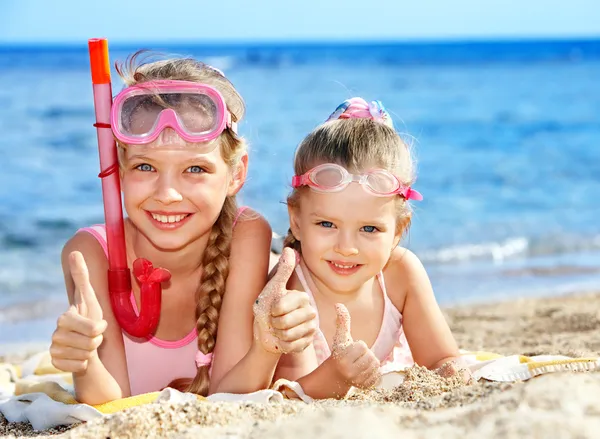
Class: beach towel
1,349,598,430
0,351,285,430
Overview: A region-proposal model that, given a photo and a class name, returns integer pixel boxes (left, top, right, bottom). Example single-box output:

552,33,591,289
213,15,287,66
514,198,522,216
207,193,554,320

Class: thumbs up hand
50,251,108,373
253,248,317,354
330,304,381,390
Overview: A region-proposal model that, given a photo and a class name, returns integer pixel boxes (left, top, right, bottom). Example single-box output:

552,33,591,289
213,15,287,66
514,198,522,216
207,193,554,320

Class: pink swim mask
292,163,422,200
111,80,236,149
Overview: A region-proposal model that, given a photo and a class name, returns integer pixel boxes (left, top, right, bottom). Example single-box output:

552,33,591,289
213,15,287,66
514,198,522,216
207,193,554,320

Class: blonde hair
284,117,415,252
115,51,246,396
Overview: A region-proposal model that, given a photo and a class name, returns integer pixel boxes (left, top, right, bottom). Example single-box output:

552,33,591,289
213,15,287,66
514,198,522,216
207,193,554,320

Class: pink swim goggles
292,163,423,200
110,80,236,149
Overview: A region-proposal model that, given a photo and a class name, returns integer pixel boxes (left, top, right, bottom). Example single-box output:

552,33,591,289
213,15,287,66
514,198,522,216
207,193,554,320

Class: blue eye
361,226,378,233
187,165,205,173
318,221,334,228
136,163,154,172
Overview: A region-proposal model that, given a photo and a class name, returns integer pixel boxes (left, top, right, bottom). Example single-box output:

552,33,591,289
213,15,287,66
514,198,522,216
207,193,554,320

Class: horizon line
1,34,600,49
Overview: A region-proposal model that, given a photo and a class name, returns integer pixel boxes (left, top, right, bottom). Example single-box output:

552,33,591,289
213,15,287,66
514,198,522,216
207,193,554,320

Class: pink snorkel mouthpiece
88,38,169,338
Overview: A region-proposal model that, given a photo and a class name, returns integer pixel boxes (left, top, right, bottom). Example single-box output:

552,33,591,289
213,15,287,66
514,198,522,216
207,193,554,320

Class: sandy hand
50,251,107,373
330,303,381,390
253,248,316,354
435,359,475,384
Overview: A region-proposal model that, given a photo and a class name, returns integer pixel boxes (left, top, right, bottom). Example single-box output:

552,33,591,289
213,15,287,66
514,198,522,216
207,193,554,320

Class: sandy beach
2,289,599,439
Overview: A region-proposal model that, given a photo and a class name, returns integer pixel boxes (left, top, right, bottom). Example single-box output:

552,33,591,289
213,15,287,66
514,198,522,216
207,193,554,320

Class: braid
167,196,238,395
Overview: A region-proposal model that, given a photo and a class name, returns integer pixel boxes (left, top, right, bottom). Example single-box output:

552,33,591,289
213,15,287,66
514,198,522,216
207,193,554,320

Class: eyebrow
127,154,217,167
309,212,387,227
127,154,153,162
309,212,342,222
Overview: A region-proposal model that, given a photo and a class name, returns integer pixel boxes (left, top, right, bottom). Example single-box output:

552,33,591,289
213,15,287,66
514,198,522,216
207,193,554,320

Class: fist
253,248,317,354
50,251,107,373
331,304,381,390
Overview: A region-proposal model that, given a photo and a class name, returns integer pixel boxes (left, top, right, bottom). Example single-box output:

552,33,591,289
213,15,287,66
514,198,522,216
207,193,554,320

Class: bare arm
386,248,461,370
59,233,131,404
208,212,279,394
294,358,353,399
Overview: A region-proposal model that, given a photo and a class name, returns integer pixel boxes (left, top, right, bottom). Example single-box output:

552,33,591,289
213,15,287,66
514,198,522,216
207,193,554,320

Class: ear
119,166,125,194
287,202,302,242
227,153,248,196
392,216,408,250
392,233,402,250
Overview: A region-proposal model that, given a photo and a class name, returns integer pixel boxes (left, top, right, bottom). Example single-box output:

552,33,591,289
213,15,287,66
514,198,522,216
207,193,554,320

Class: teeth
151,213,188,223
332,262,356,269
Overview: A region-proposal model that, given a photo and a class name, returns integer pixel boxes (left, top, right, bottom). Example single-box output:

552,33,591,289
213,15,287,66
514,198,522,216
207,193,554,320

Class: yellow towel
33,355,65,376
93,392,157,414
14,381,77,405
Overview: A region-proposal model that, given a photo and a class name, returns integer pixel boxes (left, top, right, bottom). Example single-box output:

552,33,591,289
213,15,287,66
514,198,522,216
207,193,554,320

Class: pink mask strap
404,186,423,201
195,351,213,368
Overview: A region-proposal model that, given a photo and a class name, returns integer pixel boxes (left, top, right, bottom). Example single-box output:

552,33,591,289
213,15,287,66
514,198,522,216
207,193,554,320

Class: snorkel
88,38,170,338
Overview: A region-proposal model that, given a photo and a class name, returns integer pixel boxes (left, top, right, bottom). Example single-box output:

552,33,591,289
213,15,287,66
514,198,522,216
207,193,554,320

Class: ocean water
1,39,599,344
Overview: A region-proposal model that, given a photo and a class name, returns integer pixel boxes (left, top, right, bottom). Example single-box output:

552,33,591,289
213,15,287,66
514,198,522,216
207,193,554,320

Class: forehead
125,144,224,164
301,183,397,222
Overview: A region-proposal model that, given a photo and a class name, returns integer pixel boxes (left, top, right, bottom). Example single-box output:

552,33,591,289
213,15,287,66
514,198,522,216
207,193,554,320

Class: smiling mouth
330,261,359,269
149,213,191,224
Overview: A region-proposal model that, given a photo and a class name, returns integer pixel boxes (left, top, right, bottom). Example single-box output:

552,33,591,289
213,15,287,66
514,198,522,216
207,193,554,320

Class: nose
334,231,359,257
153,173,183,205
154,127,188,147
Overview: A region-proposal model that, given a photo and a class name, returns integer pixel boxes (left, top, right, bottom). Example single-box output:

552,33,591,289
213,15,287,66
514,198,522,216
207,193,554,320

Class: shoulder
61,229,109,274
231,207,272,242
61,229,110,303
386,247,427,277
229,207,272,270
382,246,432,312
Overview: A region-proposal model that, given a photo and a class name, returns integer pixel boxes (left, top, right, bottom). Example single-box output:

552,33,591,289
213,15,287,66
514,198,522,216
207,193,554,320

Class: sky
1,0,599,44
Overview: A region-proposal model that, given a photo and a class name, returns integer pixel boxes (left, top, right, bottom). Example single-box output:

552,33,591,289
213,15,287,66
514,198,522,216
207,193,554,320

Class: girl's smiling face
121,141,245,251
289,181,401,296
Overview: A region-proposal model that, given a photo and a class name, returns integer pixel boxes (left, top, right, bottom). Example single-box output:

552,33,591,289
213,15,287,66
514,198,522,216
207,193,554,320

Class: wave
419,234,600,264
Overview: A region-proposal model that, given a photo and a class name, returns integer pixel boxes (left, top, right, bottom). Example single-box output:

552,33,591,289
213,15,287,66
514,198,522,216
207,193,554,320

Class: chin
135,221,205,252
324,263,384,292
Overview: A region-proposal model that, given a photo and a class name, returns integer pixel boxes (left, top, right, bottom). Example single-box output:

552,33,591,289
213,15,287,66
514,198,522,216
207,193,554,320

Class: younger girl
49,53,316,404
277,98,469,399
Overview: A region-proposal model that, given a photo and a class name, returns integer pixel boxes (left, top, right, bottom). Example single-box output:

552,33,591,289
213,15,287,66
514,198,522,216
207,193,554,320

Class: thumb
69,251,103,321
268,247,298,292
332,303,353,353
253,247,298,318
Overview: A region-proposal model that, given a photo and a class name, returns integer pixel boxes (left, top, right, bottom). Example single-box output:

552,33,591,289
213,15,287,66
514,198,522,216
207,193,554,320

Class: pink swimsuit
78,207,247,395
295,264,414,372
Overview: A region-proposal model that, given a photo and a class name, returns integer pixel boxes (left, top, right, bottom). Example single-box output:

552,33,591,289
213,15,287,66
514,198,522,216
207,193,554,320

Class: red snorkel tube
88,38,170,338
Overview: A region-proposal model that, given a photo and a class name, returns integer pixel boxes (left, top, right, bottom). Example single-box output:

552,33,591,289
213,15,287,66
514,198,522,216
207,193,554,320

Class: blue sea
1,39,599,345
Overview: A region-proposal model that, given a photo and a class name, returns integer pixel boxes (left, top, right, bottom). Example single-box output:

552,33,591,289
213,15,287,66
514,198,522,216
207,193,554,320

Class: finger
51,330,104,352
353,348,380,370
270,290,311,317
69,251,103,321
350,352,380,387
272,319,317,342
335,341,367,364
57,312,107,337
359,367,382,389
332,303,353,353
436,360,461,378
278,335,315,354
50,344,96,361
271,306,316,330
51,357,88,374
267,247,298,291
254,248,298,317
